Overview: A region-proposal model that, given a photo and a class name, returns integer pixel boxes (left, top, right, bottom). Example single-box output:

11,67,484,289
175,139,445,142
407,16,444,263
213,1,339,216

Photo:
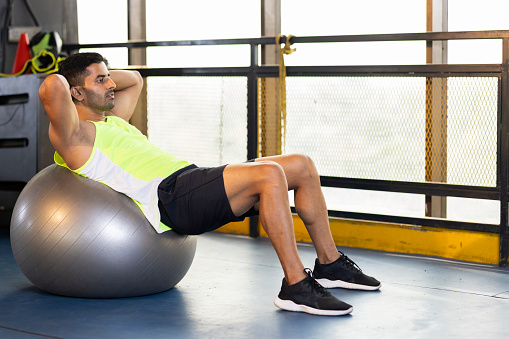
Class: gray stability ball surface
10,164,197,298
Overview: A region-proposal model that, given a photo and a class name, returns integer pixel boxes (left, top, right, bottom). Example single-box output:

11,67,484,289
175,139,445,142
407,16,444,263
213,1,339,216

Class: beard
82,87,115,111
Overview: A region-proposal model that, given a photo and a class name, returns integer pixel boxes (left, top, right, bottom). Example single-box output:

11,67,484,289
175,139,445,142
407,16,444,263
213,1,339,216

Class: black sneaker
313,251,381,291
274,269,353,316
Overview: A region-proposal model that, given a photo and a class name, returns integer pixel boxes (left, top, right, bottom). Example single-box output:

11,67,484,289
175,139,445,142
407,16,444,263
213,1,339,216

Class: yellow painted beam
216,218,251,235
217,216,501,265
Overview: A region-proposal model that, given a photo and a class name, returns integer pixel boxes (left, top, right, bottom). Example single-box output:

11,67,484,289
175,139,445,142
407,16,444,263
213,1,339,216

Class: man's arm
107,70,143,122
39,74,83,157
39,74,95,169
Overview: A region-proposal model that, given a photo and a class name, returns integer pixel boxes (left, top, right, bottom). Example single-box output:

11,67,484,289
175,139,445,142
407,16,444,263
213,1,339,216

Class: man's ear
70,86,84,101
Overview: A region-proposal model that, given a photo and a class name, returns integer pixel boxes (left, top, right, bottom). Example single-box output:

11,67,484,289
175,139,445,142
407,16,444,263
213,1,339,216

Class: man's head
58,52,106,87
58,52,116,112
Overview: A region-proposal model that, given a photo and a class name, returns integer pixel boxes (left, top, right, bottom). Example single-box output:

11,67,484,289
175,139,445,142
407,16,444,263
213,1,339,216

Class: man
39,52,380,316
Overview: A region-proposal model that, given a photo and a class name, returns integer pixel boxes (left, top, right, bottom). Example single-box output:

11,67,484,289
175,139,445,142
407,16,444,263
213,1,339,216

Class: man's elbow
40,74,67,94
133,70,143,87
38,80,47,103
39,74,70,107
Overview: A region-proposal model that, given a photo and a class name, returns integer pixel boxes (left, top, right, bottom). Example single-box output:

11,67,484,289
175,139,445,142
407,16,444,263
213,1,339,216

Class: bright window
448,0,509,64
145,0,260,67
76,0,128,68
282,0,426,66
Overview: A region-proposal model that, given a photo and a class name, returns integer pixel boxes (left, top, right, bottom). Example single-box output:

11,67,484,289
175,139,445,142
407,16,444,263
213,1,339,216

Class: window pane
283,41,425,66
321,188,424,218
282,0,425,65
76,0,128,68
147,77,248,167
448,0,509,64
282,0,425,35
146,0,259,40
447,197,499,224
147,45,251,67
146,0,260,67
282,77,426,182
446,0,504,224
449,0,509,31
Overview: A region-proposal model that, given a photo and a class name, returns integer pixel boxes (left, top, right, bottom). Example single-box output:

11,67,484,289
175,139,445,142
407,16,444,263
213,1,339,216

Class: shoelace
304,268,331,296
338,251,363,273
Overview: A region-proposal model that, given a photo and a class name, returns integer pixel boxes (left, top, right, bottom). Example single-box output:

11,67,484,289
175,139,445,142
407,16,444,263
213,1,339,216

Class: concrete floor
1,227,508,338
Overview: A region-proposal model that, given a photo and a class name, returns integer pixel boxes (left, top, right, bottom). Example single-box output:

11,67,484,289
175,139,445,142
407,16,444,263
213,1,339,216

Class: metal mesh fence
259,76,498,186
146,75,498,188
447,77,498,187
146,77,248,167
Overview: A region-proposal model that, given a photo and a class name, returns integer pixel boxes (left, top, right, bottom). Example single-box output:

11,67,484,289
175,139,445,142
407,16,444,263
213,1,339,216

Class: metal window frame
63,30,509,266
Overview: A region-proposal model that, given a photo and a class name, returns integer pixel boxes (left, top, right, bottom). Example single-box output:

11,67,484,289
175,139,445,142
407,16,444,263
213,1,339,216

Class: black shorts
157,164,257,235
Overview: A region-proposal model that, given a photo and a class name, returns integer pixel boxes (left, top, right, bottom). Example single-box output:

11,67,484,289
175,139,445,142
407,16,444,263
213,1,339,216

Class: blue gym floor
1,226,508,339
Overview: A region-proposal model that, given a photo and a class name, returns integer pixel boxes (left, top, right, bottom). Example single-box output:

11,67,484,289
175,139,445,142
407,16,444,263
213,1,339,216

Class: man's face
80,62,116,112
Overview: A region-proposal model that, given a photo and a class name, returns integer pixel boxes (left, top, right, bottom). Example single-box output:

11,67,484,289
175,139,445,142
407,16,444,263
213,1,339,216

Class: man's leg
223,157,307,284
223,155,354,316
223,154,380,290
250,154,381,291
223,154,340,282
223,154,377,315
253,154,341,266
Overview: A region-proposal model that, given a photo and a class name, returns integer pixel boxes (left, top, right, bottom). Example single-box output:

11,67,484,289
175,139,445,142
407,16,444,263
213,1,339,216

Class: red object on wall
12,33,32,74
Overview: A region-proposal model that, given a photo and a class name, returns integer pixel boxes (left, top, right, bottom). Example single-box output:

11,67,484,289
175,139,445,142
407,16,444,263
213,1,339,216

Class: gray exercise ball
10,164,197,298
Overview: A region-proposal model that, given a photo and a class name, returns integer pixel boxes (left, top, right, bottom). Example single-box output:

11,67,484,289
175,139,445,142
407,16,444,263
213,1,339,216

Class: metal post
127,0,148,136
127,0,146,66
250,0,281,237
62,0,79,48
247,43,260,237
499,38,509,266
425,0,448,218
261,0,280,65
260,0,282,157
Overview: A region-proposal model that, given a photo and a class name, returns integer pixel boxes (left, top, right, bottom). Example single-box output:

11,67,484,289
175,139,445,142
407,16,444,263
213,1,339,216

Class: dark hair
58,52,106,87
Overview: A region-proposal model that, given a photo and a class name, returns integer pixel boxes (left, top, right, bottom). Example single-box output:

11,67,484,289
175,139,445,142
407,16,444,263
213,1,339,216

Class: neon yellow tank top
55,115,190,233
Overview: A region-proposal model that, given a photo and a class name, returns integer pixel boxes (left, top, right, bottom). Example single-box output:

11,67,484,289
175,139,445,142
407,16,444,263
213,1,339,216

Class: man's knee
253,161,288,189
287,154,318,180
291,154,315,167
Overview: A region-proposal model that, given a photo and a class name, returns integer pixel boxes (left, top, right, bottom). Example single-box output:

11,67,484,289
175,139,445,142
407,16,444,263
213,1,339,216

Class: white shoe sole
315,278,381,291
274,297,353,316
